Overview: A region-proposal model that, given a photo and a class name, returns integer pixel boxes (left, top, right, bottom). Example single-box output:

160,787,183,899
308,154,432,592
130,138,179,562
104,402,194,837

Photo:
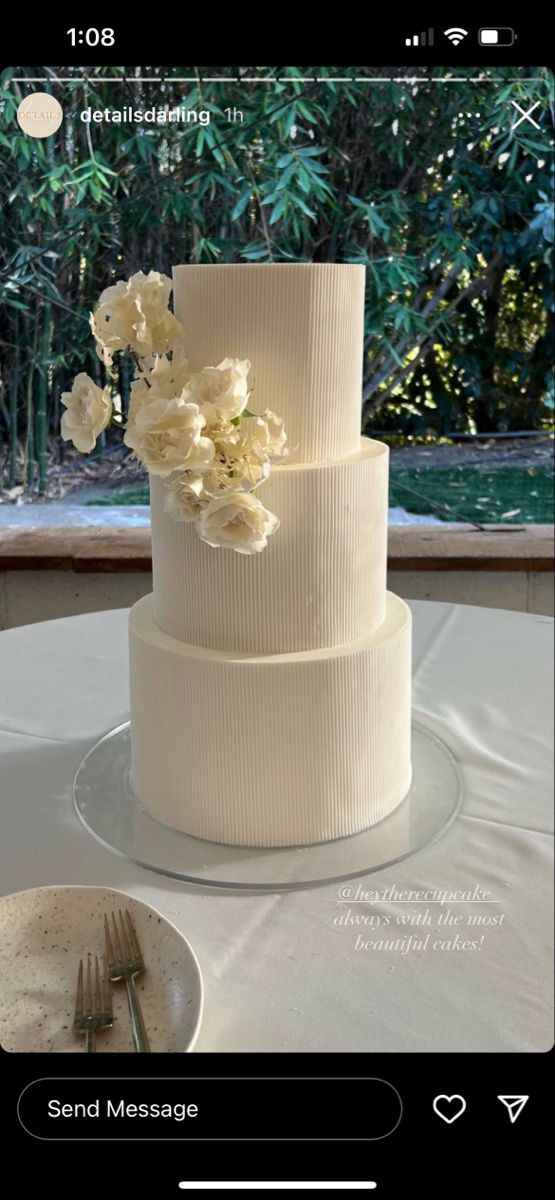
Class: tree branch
363,262,464,397
363,252,504,419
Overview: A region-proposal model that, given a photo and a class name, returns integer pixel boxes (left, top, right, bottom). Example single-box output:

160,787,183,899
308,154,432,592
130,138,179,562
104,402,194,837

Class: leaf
301,158,329,175
295,167,312,195
231,189,251,220
283,105,297,137
296,144,326,157
297,101,318,121
241,242,271,261
292,195,316,219
276,162,297,189
269,195,288,224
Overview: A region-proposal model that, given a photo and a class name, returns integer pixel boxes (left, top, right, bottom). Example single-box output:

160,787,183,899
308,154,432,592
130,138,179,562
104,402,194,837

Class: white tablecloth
0,601,552,1052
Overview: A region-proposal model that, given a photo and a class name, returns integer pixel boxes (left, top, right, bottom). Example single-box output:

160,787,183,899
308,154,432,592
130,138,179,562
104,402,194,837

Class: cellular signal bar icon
405,28,434,46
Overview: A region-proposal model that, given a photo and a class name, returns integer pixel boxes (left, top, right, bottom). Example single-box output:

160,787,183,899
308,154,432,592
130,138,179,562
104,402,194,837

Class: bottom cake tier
128,592,412,848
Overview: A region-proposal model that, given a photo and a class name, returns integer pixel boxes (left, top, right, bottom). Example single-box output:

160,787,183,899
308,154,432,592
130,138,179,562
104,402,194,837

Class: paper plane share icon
498,1096,529,1123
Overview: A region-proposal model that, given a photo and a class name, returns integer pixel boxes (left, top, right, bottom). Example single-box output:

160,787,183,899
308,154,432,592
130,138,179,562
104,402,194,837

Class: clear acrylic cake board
74,721,461,892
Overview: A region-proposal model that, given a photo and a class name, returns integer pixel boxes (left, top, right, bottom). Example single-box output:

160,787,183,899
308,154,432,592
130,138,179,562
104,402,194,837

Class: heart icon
433,1094,467,1124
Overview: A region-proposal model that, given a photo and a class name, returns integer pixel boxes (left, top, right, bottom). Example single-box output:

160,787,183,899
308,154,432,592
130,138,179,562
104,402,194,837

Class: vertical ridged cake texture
128,262,413,847
150,439,389,653
173,263,365,463
130,593,412,847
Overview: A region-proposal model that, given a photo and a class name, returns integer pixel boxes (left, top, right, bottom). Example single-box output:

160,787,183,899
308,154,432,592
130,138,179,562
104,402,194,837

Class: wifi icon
444,27,469,44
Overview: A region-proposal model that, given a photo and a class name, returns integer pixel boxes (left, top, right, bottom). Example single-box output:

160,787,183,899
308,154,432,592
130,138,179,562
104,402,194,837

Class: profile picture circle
17,92,63,138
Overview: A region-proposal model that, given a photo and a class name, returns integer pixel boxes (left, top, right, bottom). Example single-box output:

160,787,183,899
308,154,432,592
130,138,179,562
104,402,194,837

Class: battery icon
479,27,515,45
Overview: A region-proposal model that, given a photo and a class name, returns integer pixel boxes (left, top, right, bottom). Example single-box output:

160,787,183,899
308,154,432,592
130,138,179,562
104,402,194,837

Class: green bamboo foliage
24,317,39,487
8,312,19,488
36,302,52,495
0,64,553,495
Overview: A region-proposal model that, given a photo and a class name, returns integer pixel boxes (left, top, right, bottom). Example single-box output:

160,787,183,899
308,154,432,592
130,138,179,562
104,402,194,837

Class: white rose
188,357,251,420
124,397,214,477
259,408,289,460
91,271,182,365
163,472,205,522
210,459,271,496
217,408,287,461
214,426,271,491
128,354,190,420
60,373,112,453
147,353,190,396
128,375,151,423
196,491,280,555
218,414,267,455
227,455,271,490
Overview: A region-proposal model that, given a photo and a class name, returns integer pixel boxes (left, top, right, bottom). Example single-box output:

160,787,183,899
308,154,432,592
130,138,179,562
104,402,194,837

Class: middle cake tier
151,437,388,654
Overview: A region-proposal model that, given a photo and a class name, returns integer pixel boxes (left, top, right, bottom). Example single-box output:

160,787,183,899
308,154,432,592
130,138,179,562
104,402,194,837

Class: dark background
2,1049,550,1194
1,17,552,1194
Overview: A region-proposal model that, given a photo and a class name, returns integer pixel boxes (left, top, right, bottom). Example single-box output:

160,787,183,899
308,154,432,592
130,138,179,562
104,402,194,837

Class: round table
0,600,552,1052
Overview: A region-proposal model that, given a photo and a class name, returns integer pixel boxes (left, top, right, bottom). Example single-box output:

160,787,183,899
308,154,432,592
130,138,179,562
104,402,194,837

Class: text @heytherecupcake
333,882,506,955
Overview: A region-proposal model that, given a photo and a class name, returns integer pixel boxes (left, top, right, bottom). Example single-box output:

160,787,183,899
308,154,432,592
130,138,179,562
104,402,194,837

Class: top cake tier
172,263,365,464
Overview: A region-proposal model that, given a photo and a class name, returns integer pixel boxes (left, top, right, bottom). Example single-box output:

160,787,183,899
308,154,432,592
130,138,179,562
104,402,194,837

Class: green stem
37,302,52,496
24,317,39,489
8,314,20,489
120,353,133,416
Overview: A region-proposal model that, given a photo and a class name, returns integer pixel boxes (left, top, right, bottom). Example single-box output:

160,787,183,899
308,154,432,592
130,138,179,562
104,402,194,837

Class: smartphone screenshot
0,21,553,1196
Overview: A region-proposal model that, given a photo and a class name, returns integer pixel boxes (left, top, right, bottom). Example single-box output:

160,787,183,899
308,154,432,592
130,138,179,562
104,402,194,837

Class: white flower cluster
60,271,288,555
90,271,182,367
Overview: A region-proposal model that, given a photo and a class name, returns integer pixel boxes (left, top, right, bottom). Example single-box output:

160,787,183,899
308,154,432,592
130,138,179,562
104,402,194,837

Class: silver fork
73,955,113,1052
104,909,151,1053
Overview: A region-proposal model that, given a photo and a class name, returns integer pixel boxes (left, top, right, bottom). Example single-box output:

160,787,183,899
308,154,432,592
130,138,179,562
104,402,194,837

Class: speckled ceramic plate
0,885,203,1053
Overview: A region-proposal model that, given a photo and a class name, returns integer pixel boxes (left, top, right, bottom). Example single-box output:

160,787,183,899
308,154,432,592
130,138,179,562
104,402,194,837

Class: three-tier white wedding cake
128,264,412,847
